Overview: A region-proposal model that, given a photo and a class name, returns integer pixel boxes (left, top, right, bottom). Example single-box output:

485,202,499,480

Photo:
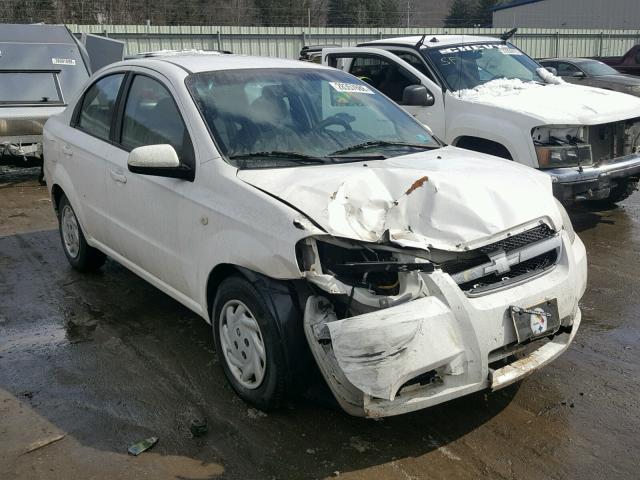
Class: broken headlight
555,199,576,243
297,237,433,296
535,144,592,168
532,126,593,168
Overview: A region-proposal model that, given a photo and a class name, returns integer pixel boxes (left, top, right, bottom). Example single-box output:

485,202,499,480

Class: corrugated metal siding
68,25,640,59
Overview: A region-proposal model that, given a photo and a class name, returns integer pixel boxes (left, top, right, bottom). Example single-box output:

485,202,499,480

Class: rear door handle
62,145,73,157
110,170,127,184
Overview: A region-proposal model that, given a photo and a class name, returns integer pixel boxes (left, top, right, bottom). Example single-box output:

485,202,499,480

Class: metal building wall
493,0,640,30
68,25,640,60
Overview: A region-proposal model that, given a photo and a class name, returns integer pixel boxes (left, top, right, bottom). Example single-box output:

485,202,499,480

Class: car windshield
424,42,544,91
186,68,440,168
0,71,62,104
578,60,619,76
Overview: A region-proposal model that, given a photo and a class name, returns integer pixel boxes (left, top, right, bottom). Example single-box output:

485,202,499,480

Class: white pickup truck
319,35,640,204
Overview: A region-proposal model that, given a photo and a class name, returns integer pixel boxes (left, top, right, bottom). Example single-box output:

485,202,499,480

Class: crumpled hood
455,80,640,125
238,146,562,251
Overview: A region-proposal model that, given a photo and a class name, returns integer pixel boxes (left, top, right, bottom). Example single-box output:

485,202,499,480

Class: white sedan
43,53,587,417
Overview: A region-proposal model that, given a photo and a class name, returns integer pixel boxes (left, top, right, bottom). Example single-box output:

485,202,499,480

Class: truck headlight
555,199,576,243
535,144,592,168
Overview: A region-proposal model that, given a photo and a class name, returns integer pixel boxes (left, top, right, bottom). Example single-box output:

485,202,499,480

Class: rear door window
77,73,125,141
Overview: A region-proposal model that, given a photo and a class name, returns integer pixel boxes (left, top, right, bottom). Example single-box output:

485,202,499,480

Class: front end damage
533,119,640,202
297,221,587,417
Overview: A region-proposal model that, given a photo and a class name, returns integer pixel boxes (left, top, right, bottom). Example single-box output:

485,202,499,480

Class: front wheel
213,276,289,410
607,179,638,204
58,194,106,272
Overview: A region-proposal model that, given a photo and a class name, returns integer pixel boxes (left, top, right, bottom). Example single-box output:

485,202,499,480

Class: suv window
349,56,420,103
77,74,124,140
121,75,193,164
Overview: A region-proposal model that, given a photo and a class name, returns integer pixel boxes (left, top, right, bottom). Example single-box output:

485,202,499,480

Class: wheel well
455,136,513,160
206,264,242,320
51,184,64,212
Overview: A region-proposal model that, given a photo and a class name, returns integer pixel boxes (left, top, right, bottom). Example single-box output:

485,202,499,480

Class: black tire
213,275,288,410
58,194,106,272
607,179,638,204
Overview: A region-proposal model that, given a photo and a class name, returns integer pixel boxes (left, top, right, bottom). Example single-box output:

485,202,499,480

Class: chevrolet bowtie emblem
485,249,511,276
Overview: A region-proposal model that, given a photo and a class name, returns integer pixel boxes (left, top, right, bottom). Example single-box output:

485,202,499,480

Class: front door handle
110,170,127,184
62,145,73,157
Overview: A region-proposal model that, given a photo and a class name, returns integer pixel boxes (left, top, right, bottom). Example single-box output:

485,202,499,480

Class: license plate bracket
510,299,560,343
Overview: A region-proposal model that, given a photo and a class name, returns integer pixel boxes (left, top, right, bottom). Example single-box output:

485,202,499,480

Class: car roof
110,53,333,74
361,34,501,49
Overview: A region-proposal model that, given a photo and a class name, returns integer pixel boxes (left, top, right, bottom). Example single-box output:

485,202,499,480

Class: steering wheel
316,114,352,132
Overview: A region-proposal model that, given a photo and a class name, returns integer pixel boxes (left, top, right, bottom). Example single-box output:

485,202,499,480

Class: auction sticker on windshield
329,82,374,94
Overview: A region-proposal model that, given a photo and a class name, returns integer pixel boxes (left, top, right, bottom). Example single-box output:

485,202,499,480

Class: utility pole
406,1,410,27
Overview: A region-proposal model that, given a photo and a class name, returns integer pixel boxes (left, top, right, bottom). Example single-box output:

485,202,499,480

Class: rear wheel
58,195,106,272
213,276,288,410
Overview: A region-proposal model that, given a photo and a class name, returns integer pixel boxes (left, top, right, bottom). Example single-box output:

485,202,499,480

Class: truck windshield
425,43,544,91
186,68,440,168
0,72,62,105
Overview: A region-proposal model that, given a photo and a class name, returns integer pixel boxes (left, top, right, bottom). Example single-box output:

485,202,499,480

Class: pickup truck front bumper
304,232,587,417
546,153,640,202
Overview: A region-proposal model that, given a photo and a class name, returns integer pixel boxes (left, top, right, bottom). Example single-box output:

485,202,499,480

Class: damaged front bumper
546,153,640,202
303,232,587,418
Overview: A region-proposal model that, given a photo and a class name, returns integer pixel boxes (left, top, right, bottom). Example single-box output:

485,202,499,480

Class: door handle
62,145,73,157
110,170,127,184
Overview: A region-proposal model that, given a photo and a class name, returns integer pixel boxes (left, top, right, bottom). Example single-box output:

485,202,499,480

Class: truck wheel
606,179,638,204
58,195,106,272
213,276,288,410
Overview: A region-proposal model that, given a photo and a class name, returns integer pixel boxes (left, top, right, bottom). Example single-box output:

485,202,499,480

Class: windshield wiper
329,141,438,156
229,151,330,165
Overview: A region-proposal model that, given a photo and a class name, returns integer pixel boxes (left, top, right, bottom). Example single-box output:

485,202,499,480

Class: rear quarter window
76,73,125,141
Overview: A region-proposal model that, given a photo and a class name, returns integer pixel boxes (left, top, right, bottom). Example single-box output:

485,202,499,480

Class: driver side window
120,75,194,167
349,56,420,103
556,62,581,77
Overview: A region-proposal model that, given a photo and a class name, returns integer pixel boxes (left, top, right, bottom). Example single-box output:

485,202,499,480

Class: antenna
500,27,518,42
415,34,427,49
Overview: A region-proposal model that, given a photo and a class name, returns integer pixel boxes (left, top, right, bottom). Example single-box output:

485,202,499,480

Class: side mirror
127,144,192,180
402,85,435,107
545,66,558,76
572,71,586,78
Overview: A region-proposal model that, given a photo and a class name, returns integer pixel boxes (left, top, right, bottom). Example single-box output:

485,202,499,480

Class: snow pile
456,78,543,100
536,67,566,85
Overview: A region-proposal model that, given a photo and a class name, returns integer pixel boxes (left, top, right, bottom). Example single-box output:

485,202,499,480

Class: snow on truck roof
361,35,501,49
